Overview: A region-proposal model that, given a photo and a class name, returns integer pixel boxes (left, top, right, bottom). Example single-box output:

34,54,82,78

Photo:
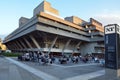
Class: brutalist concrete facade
4,1,104,55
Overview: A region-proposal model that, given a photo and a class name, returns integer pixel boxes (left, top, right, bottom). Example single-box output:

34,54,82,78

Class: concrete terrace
0,57,105,80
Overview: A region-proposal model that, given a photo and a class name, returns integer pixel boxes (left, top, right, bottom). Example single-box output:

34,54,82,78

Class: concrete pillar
62,39,71,55
29,35,40,49
6,44,11,50
14,42,20,50
18,39,27,49
48,36,58,54
9,42,15,50
12,43,17,50
5,44,9,49
15,41,23,49
85,25,88,28
73,42,81,53
23,38,33,49
11,43,17,50
11,41,20,50
29,35,44,54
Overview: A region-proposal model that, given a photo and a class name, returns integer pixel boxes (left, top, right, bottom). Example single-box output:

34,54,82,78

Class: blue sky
0,0,120,39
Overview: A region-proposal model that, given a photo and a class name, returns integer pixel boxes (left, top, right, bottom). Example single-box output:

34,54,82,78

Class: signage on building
105,25,120,34
105,24,120,70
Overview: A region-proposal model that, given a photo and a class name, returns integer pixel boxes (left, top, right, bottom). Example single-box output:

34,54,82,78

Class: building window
88,30,91,33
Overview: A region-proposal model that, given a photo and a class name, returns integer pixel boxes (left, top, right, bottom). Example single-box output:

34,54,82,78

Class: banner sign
105,24,120,69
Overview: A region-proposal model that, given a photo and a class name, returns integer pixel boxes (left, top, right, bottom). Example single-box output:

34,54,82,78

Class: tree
0,46,2,50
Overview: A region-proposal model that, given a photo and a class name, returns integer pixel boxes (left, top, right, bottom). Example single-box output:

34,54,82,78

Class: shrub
1,52,20,57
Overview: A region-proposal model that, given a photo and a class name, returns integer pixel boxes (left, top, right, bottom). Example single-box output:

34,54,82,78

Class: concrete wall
33,2,44,16
19,17,29,27
37,36,79,53
65,16,85,25
33,1,59,16
44,1,59,16
80,42,97,55
65,16,73,23
43,38,77,51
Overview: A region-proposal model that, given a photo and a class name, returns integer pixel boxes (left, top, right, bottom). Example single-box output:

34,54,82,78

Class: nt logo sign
105,25,120,34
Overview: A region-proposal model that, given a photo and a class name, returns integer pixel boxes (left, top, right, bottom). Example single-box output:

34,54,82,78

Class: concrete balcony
90,37,104,42
95,45,104,48
88,32,104,36
85,27,96,31
38,17,88,36
4,16,38,43
36,24,90,41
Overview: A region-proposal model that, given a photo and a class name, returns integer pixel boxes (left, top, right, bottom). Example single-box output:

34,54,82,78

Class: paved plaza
0,57,107,80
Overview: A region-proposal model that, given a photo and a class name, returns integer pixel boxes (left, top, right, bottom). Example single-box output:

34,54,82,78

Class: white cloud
93,11,120,26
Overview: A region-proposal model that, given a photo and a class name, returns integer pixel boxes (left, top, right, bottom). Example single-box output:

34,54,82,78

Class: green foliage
2,52,20,57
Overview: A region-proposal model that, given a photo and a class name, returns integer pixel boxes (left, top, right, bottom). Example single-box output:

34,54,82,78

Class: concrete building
3,1,104,56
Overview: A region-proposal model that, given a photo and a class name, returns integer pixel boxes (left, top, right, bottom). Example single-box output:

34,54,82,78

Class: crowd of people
18,52,105,66
18,51,54,65
58,54,105,65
